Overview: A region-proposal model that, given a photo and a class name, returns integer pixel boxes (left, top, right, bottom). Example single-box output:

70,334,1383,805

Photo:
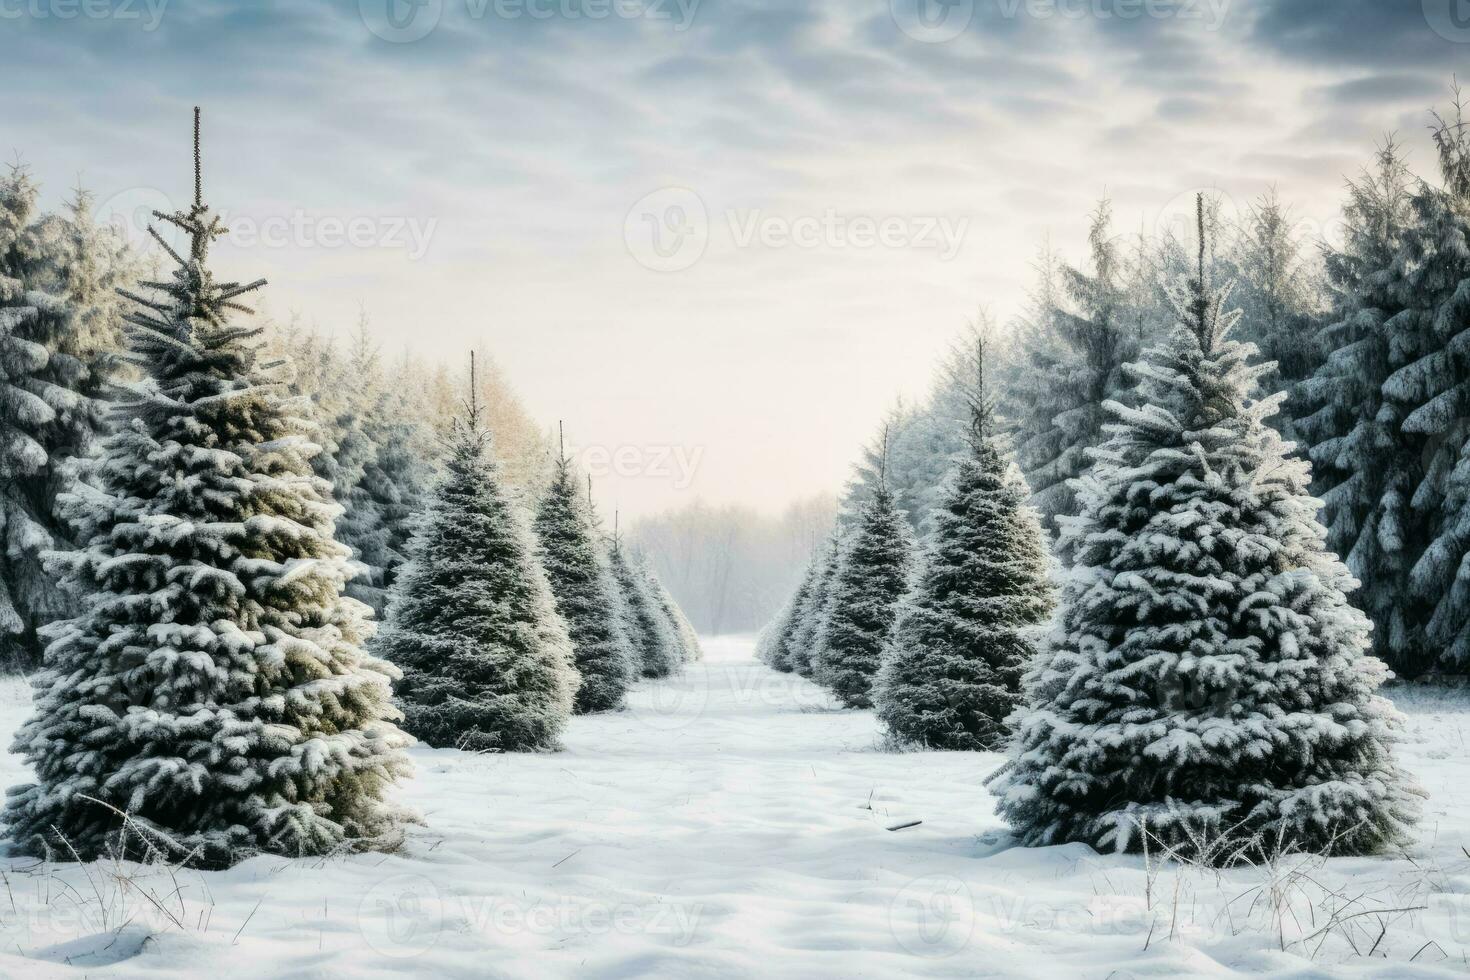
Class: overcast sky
5,0,1467,518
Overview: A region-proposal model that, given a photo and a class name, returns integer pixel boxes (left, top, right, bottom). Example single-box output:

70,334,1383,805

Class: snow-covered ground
1,636,1469,977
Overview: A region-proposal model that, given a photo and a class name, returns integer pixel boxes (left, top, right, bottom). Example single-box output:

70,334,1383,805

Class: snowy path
2,637,1470,977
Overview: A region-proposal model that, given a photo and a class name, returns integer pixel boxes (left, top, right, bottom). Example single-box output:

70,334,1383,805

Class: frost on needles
992,198,1422,859
534,448,636,714
876,331,1053,751
3,112,413,867
378,355,578,752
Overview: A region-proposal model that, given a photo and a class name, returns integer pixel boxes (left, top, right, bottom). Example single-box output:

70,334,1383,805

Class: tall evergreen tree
1005,202,1142,533
993,199,1420,858
875,335,1053,750
813,429,915,708
0,170,128,669
379,354,577,751
4,112,411,865
1298,139,1430,675
1391,99,1470,667
534,439,636,713
1227,189,1323,440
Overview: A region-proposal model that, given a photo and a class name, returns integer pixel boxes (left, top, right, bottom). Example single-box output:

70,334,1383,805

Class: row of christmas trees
762,192,1424,859
832,89,1470,682
0,111,696,867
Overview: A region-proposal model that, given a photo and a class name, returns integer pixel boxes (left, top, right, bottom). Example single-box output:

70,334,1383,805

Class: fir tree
4,111,411,866
813,428,915,708
1393,98,1470,667
993,198,1420,858
875,335,1053,750
608,524,681,679
1298,138,1430,675
378,353,577,752
789,528,844,678
1005,203,1143,533
534,438,636,713
1227,189,1323,440
0,169,128,669
760,556,819,673
644,561,701,663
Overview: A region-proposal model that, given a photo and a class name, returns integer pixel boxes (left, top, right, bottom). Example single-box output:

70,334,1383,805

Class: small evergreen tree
813,429,915,707
790,529,845,678
608,526,681,679
4,111,411,865
379,354,577,752
761,556,819,672
875,335,1053,750
993,198,1421,858
534,439,636,713
644,561,701,663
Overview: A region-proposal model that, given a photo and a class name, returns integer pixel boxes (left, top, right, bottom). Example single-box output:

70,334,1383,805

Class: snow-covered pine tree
812,428,915,707
1392,98,1470,668
534,432,636,713
607,521,681,679
1296,138,1430,675
1005,202,1142,533
875,334,1052,750
789,528,845,678
357,395,433,600
379,353,577,751
644,560,701,663
4,111,412,865
0,169,128,669
993,197,1420,858
760,555,820,672
1227,189,1324,440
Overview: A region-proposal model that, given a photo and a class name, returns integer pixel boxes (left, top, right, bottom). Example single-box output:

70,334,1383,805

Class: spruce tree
875,336,1053,750
1005,203,1142,533
534,441,636,713
993,199,1420,858
1392,99,1470,668
0,170,128,669
378,354,577,752
4,111,411,866
761,556,819,672
1298,138,1430,675
645,561,701,663
1227,189,1323,440
608,527,681,679
813,430,915,708
789,529,844,678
